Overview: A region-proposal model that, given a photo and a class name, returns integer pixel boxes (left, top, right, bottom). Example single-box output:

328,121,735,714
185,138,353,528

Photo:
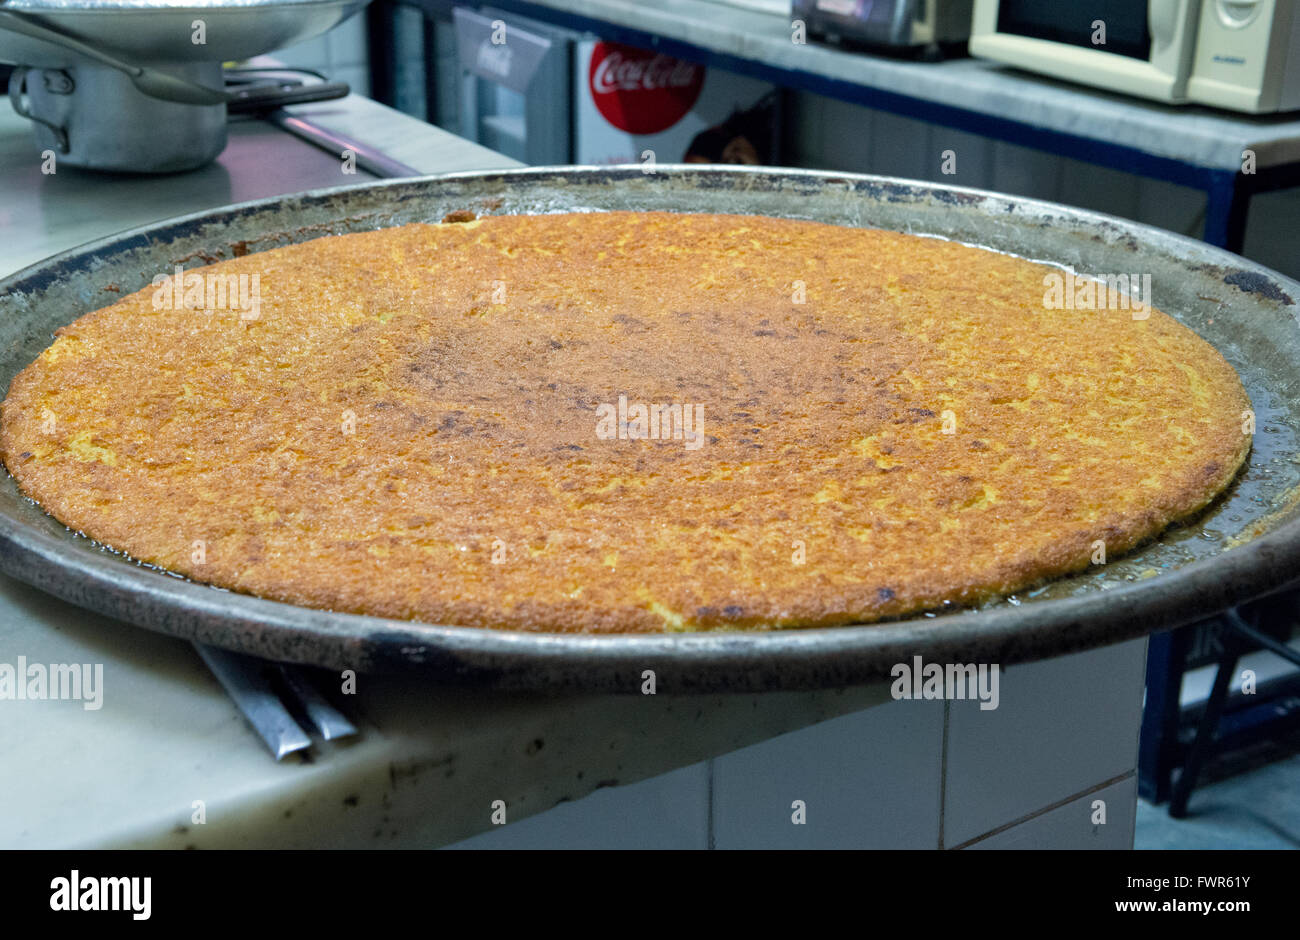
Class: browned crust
0,212,1253,633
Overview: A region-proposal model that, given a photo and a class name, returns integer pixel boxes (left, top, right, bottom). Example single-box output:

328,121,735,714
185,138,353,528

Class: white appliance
1188,0,1300,111
970,0,1300,113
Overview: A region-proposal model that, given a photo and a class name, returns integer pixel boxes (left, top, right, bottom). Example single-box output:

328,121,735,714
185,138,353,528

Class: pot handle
7,67,69,154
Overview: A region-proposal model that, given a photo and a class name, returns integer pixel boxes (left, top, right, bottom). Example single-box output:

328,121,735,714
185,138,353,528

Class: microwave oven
969,1,1300,113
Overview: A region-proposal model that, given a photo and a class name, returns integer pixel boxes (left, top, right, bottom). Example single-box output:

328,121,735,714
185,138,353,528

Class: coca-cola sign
587,41,705,135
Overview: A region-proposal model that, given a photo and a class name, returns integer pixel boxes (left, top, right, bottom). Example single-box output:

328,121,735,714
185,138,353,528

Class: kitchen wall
785,89,1300,281
270,10,372,99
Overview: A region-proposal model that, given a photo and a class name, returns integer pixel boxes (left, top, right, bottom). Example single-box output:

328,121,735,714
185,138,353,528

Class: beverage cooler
442,5,780,167
451,6,574,165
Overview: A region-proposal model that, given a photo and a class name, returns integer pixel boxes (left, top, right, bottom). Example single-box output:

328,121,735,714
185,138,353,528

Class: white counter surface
0,93,517,278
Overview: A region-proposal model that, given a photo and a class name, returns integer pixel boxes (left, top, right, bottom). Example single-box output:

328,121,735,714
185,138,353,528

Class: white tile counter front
453,638,1147,849
0,90,1147,849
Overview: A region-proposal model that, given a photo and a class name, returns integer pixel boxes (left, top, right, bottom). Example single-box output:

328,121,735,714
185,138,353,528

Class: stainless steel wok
0,166,1297,692
0,0,369,66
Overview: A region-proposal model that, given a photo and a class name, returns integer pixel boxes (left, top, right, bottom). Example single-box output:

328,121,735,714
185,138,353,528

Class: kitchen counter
1,573,891,848
0,92,513,279
0,90,892,848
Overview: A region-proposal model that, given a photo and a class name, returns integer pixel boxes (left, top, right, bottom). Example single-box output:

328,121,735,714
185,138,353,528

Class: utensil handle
0,10,143,76
227,80,350,115
192,642,313,761
0,10,229,106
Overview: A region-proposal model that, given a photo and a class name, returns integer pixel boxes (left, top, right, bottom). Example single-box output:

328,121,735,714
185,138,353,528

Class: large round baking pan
1,165,1297,692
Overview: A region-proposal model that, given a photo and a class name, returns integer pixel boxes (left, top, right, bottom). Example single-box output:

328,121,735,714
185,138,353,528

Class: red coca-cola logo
588,41,705,135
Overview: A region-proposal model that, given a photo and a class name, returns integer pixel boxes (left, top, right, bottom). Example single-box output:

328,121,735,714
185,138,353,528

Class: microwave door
969,0,1203,102
995,0,1155,61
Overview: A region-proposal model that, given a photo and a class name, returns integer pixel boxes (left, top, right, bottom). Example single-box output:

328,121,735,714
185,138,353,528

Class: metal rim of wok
0,164,1297,693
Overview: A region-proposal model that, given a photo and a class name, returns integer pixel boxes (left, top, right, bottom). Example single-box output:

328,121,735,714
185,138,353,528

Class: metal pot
10,63,227,172
0,0,369,172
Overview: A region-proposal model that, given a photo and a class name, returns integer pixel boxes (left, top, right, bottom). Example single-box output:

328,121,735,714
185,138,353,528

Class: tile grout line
706,758,716,850
949,770,1135,850
938,698,949,849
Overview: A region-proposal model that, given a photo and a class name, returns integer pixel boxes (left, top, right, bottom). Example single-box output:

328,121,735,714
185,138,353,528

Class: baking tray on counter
1,165,1298,692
